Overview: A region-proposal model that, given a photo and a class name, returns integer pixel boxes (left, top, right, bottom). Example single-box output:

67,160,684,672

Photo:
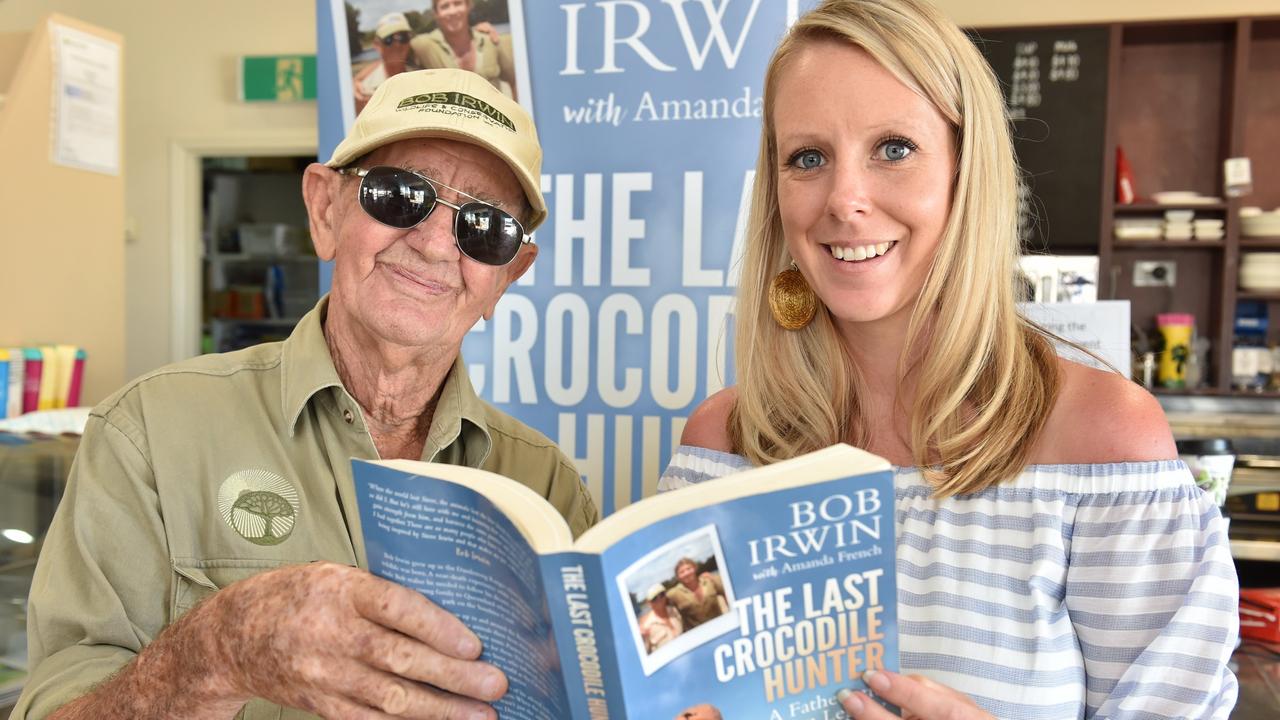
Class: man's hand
48,562,505,720
837,669,993,720
204,562,506,719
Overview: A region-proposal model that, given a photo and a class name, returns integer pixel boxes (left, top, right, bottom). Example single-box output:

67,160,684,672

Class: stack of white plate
1114,217,1162,241
1152,191,1222,206
1194,218,1224,240
1241,209,1280,239
1240,252,1280,291
1163,210,1194,240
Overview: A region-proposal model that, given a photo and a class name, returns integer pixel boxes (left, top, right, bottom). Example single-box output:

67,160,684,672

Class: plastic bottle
1157,313,1195,389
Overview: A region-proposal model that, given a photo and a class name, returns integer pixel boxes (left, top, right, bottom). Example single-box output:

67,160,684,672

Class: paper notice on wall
49,22,120,175
1019,301,1131,377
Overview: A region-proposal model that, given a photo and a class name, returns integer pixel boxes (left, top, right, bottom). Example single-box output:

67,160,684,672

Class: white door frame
168,130,317,362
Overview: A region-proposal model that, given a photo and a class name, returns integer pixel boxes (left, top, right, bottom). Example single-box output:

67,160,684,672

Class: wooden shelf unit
1090,15,1280,393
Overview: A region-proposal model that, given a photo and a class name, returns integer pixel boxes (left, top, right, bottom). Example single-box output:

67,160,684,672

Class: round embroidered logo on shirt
218,469,300,546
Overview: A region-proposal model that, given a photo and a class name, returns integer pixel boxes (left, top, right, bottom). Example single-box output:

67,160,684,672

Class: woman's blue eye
881,141,914,161
791,150,825,170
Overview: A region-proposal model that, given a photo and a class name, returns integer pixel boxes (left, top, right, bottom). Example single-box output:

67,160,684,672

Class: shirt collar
281,296,344,435
280,295,493,466
422,351,492,466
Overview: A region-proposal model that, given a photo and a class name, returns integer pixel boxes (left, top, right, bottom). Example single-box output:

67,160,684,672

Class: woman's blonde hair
730,0,1060,496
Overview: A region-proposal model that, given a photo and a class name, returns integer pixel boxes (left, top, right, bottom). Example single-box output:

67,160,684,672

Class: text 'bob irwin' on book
716,487,890,703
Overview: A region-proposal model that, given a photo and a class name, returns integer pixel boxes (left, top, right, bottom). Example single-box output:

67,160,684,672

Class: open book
352,443,898,720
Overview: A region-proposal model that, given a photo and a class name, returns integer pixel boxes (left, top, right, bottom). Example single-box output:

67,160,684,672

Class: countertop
1232,641,1280,719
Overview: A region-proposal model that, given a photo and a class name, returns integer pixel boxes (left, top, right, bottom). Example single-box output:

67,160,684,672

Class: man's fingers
353,576,482,659
345,666,498,720
355,620,507,701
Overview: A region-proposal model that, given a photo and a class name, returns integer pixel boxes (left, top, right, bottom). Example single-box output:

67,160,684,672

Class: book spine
53,344,77,408
67,349,87,407
0,350,9,419
37,346,57,410
542,552,628,720
6,349,24,417
22,349,42,414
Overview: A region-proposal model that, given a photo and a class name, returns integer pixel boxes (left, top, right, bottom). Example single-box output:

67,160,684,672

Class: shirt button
342,409,354,424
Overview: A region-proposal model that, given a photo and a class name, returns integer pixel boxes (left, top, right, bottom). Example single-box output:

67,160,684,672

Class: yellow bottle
1157,313,1194,389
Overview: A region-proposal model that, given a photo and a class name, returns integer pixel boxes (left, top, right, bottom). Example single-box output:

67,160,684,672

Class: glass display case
0,432,78,716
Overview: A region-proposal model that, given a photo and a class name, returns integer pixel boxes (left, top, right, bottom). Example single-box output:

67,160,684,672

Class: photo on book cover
615,524,738,675
332,0,520,120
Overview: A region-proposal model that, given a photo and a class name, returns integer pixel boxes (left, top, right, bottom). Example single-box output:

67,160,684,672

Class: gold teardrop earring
768,262,817,330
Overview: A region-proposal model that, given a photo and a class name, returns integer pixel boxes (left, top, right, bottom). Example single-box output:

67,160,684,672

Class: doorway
200,155,318,354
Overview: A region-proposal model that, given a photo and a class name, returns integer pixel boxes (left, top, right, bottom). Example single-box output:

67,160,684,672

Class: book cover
353,444,898,720
21,349,42,414
5,349,23,418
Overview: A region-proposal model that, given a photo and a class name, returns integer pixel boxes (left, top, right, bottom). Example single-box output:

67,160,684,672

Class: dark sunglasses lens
359,166,435,229
385,32,411,44
455,204,524,265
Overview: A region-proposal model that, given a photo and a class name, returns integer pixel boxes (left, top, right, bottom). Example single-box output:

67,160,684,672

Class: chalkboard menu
969,27,1110,251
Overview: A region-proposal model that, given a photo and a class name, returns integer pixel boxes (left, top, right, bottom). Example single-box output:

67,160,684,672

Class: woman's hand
837,670,994,720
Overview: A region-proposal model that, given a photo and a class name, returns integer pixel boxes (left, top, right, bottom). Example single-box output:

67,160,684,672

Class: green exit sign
239,55,317,102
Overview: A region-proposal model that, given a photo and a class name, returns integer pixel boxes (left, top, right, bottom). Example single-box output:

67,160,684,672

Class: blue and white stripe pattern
659,445,1239,719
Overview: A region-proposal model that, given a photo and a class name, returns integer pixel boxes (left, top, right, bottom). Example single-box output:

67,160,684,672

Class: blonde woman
659,1,1238,718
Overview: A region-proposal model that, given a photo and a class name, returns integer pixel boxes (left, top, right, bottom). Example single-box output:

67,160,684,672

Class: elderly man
353,12,419,113
14,69,597,720
637,583,683,653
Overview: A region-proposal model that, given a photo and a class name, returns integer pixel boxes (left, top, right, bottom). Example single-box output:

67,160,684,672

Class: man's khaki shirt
13,299,598,719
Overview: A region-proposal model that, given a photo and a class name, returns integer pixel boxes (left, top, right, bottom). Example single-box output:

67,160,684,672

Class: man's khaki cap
646,583,668,602
374,12,411,39
326,68,547,229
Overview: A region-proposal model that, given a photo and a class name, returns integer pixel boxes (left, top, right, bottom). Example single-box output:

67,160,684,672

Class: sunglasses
338,165,533,266
380,32,412,45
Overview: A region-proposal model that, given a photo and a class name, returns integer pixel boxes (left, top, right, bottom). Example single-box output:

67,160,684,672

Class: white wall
1,0,1277,381
0,17,125,405
0,0,317,382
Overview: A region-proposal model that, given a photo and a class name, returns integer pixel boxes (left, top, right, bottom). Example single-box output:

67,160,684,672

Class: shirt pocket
170,558,297,618
171,559,311,720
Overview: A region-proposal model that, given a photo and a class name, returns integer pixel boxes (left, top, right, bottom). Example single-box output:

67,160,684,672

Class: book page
375,458,573,552
353,461,572,718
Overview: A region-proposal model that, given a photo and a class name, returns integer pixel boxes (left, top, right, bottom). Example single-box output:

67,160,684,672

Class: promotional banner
320,1,818,514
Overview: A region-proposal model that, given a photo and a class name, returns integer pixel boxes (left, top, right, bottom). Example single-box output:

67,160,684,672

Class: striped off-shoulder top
659,445,1240,720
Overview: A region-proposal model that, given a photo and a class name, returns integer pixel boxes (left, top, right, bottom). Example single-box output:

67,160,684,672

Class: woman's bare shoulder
680,387,737,453
1032,358,1176,464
